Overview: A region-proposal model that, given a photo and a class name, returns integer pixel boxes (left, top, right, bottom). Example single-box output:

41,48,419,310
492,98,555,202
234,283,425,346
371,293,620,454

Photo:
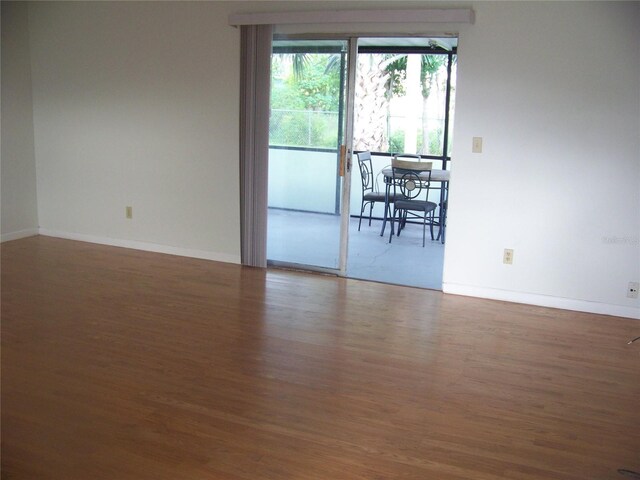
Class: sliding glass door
266,38,356,272
265,35,457,289
346,37,457,290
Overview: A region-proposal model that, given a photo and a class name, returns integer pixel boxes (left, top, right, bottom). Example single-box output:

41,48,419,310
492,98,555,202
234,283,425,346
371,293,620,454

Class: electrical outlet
125,206,133,219
628,282,639,299
503,248,513,265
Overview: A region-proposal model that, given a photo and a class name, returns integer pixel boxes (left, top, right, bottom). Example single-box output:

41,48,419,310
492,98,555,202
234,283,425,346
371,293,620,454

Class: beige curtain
239,25,272,267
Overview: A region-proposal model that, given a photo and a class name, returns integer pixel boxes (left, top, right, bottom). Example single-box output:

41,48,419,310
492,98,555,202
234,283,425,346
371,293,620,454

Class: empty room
2,1,639,479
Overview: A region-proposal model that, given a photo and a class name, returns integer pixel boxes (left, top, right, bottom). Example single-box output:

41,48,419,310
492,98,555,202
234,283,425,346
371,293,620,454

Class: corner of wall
1,1,39,239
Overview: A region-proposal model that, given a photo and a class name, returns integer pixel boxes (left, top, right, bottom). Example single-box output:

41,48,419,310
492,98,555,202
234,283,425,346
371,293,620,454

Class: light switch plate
472,137,483,153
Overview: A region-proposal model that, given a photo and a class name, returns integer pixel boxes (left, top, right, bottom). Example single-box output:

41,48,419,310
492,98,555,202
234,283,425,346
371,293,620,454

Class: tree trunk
403,55,421,154
421,94,429,155
353,55,390,152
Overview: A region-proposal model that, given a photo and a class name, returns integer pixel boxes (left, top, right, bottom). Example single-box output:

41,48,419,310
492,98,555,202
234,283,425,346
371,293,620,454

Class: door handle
339,145,347,177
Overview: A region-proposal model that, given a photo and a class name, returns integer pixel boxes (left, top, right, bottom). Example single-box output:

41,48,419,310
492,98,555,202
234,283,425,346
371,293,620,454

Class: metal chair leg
380,189,390,237
430,211,435,240
423,214,427,247
388,208,396,243
397,210,405,237
439,206,446,243
399,211,407,234
358,202,365,231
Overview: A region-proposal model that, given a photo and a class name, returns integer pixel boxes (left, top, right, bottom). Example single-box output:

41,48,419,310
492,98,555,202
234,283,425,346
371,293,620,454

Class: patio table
380,167,450,244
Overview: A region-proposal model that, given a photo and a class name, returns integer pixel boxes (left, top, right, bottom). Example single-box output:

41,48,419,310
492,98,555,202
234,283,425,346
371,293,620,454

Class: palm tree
382,54,447,154
353,54,393,152
419,55,447,155
273,50,451,155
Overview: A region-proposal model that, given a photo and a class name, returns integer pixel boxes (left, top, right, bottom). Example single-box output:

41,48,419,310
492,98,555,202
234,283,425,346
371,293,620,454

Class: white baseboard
1,228,39,243
38,229,241,265
443,283,640,320
15,230,638,319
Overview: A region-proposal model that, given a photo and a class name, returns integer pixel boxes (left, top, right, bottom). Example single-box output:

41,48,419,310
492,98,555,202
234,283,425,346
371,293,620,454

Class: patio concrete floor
267,208,444,290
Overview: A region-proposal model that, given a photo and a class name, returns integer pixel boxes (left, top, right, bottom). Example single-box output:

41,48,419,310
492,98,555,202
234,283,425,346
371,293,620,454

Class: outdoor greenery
270,54,341,148
270,51,455,154
269,109,339,149
389,127,443,155
271,54,341,112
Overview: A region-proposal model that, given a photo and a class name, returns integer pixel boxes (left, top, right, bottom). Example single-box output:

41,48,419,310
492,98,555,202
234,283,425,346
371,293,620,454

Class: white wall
443,2,640,318
28,1,241,262
1,2,39,241
15,1,640,317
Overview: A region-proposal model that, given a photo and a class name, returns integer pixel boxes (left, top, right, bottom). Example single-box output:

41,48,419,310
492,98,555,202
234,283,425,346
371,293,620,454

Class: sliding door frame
337,38,358,276
262,33,458,277
267,35,358,276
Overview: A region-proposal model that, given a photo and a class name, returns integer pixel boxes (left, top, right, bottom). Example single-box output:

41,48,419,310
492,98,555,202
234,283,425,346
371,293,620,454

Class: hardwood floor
2,236,639,480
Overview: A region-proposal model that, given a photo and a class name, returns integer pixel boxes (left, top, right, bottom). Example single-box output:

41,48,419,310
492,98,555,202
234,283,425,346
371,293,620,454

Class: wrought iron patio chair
388,158,437,247
356,151,393,231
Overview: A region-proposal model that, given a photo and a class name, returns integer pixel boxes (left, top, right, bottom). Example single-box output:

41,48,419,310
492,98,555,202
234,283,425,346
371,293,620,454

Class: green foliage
427,128,443,155
384,55,407,97
384,54,446,98
420,55,446,98
271,53,341,112
388,127,442,156
269,51,455,152
269,110,339,148
417,128,443,155
389,130,405,153
270,53,342,148
271,79,306,111
295,56,341,111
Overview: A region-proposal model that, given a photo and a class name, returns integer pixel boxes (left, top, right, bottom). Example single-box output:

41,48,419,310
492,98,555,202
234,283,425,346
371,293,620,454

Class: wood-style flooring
2,236,639,479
